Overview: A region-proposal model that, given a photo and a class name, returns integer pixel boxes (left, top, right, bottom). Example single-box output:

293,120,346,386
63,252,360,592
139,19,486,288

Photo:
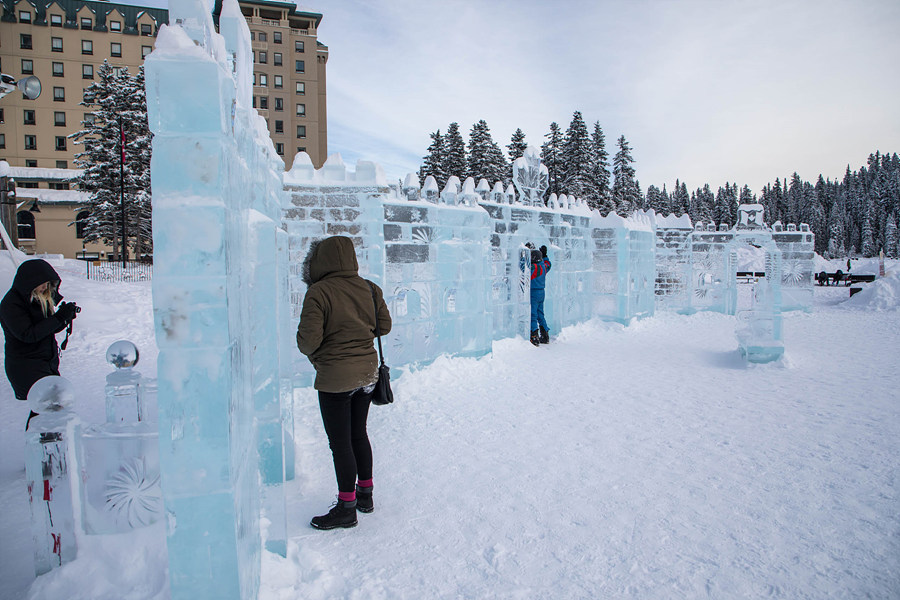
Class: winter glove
55,302,78,324
540,245,548,258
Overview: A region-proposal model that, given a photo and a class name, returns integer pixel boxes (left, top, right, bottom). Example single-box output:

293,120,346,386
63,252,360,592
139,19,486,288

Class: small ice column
25,377,78,575
105,340,144,424
736,277,785,363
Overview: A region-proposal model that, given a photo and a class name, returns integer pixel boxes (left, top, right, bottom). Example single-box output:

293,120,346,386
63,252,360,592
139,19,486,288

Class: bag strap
368,281,386,367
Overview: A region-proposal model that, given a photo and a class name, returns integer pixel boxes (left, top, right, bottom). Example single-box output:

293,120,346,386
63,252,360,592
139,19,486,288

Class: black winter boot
356,484,374,513
310,499,358,530
530,330,540,346
539,326,549,344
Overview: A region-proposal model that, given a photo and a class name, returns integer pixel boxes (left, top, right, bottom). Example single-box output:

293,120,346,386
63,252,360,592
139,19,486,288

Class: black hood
11,259,63,303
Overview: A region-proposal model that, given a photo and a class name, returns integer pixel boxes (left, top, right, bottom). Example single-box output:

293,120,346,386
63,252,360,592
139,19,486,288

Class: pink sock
338,491,356,502
357,479,373,489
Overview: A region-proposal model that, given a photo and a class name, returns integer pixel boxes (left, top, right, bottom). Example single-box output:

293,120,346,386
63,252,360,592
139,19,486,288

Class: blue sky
136,0,899,193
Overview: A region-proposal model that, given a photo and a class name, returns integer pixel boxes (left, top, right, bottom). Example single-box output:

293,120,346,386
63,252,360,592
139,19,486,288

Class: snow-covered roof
13,187,90,206
6,166,82,182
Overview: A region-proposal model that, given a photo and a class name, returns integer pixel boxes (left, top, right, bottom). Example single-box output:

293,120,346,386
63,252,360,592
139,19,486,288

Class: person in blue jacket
529,245,551,346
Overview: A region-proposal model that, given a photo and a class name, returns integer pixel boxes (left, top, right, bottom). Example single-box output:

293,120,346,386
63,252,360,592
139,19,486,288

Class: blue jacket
530,258,551,292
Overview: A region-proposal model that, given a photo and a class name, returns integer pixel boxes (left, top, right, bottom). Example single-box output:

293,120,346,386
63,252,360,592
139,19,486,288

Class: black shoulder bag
368,282,393,406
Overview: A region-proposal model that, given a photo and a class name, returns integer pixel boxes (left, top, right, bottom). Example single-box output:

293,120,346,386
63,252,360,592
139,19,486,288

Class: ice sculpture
145,0,291,596
25,376,78,575
283,147,656,371
78,341,163,534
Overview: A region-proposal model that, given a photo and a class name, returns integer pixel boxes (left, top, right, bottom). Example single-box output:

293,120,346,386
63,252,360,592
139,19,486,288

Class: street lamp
0,73,41,100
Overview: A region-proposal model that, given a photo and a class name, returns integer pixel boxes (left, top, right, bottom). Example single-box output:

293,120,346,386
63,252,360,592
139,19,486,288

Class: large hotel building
0,0,327,257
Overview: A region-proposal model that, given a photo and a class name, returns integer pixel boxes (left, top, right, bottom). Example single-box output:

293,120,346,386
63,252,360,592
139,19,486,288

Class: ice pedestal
24,377,78,576
736,280,784,363
77,422,163,534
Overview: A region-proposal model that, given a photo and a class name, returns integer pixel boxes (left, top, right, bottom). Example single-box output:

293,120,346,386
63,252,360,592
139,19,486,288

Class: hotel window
273,31,282,44
295,41,304,52
111,42,122,57
20,34,32,50
0,134,4,149
295,103,305,116
24,135,37,150
295,82,305,95
53,87,65,101
24,110,36,125
81,17,92,30
21,59,33,75
296,146,306,154
84,113,96,125
259,96,268,110
259,51,267,64
54,111,66,126
275,120,283,134
110,20,121,32
50,14,62,27
57,160,68,169
141,24,153,36
295,60,305,73
18,212,35,240
52,62,64,77
75,211,90,238
275,143,284,156
19,11,32,23
82,40,93,55
259,74,267,87
82,64,94,79
296,125,306,138
25,160,37,167
52,37,63,52
55,136,67,151
258,32,267,42
0,108,4,123
274,97,283,111
274,53,282,66
142,46,152,58
274,75,283,89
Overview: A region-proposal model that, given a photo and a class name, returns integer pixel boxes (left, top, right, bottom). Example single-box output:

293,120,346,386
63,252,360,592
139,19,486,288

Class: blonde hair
31,281,59,318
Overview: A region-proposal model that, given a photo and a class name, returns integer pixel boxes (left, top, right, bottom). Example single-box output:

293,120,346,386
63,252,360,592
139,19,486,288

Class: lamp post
119,116,127,269
0,74,41,251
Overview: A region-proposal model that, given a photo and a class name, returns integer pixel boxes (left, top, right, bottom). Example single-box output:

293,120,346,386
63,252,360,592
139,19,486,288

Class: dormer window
81,17,92,30
19,11,32,23
141,23,152,36
110,20,121,32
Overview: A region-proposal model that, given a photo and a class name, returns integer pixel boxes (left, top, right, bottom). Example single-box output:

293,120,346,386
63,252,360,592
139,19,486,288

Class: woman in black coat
0,259,78,428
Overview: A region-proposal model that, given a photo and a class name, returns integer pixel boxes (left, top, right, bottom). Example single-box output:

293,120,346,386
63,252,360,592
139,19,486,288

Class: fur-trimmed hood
301,236,359,286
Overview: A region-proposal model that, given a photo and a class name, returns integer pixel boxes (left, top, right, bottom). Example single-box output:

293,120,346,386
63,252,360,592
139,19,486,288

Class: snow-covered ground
1,255,898,600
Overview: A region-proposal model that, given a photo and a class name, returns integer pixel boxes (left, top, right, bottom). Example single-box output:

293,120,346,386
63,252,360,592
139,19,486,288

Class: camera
73,304,81,314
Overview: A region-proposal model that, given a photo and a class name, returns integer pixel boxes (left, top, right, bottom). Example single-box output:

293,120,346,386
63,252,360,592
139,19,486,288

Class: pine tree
861,201,877,257
444,122,467,182
70,60,152,258
826,197,846,259
611,135,639,216
507,128,527,163
646,184,668,215
541,122,564,197
419,129,446,189
466,120,508,186
589,122,611,211
671,180,690,217
885,213,899,259
561,111,593,200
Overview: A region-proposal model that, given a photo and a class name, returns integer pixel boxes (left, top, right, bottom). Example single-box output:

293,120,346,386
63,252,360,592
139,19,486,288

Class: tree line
70,60,153,259
418,114,899,259
418,111,641,216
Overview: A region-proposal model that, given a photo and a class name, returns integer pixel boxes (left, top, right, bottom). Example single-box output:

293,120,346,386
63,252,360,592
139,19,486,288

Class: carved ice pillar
24,377,78,575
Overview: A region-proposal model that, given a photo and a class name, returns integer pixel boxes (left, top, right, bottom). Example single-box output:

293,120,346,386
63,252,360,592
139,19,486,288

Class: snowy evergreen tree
444,122,467,182
826,198,846,259
671,180,690,217
70,60,152,258
466,120,508,186
714,183,738,227
691,185,715,224
885,213,899,259
861,201,877,257
419,129,446,189
541,122,564,197
589,122,612,211
561,111,594,200
507,128,527,163
611,135,639,216
646,185,668,216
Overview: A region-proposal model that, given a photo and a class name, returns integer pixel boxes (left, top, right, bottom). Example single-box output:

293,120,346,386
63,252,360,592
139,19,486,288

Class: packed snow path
271,296,900,599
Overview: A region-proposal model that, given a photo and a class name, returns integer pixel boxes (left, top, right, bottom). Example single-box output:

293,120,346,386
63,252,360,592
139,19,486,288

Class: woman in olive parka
297,236,391,530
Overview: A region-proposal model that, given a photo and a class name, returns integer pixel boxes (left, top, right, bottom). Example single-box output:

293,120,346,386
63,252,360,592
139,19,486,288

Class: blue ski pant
530,289,548,332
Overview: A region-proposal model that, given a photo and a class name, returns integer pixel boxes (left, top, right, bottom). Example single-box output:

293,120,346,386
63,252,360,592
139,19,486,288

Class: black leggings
318,386,373,493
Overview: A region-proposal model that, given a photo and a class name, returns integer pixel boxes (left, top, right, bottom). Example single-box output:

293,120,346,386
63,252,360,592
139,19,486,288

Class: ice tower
144,0,291,597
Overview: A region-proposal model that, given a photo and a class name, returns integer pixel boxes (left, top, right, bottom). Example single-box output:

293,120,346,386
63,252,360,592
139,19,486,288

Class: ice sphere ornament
27,375,75,414
107,339,140,368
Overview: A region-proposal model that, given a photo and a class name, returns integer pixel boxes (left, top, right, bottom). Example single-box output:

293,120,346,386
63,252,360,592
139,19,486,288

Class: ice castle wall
283,161,657,375
145,1,290,597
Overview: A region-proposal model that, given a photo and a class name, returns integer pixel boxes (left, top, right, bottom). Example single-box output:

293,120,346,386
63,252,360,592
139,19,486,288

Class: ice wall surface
145,0,290,597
